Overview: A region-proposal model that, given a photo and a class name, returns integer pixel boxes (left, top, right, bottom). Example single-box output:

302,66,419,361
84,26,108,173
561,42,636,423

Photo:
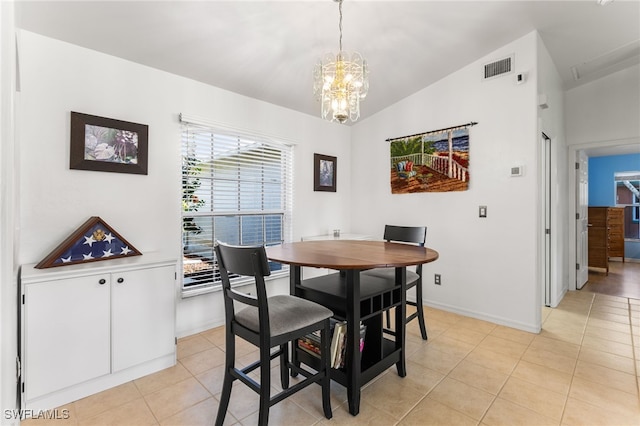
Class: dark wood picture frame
314,153,337,192
70,111,148,175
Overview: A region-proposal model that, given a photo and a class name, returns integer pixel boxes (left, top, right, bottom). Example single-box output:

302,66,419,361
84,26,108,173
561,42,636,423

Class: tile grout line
389,313,465,425
393,323,463,425
389,313,484,424
427,316,491,425
627,297,640,398
399,317,537,425
475,311,564,426
465,327,505,426
168,339,234,424
132,379,163,426
557,292,595,426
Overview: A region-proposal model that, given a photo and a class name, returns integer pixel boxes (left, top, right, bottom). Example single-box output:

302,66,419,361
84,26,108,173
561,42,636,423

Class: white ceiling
15,0,640,123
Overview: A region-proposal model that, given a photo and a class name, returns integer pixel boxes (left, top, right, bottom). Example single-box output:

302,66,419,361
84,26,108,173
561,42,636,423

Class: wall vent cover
483,55,514,80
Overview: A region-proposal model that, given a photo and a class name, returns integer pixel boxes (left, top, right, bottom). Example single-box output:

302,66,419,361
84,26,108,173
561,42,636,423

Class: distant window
180,117,293,296
614,172,640,239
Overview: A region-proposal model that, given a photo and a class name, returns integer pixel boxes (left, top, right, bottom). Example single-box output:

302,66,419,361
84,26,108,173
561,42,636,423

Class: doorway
569,140,640,292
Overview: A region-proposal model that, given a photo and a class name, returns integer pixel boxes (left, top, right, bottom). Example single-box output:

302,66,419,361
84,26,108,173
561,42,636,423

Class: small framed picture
314,153,337,192
70,111,148,175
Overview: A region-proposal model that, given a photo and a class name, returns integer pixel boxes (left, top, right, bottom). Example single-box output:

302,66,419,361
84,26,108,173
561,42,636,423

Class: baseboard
176,320,225,339
549,287,568,308
422,300,541,334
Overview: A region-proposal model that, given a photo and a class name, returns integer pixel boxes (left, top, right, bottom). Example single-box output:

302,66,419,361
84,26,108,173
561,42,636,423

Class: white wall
565,64,640,146
537,34,568,306
1,1,18,422
16,30,351,337
350,32,541,332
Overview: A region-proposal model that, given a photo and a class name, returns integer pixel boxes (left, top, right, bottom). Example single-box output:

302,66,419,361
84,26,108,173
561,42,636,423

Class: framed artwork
314,153,337,192
388,122,476,194
70,111,148,175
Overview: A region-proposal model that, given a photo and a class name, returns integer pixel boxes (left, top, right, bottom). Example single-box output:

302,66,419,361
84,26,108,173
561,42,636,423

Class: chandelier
313,0,369,124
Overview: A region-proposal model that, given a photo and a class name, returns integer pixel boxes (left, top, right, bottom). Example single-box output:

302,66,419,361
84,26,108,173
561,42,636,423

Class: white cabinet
111,265,176,372
20,253,177,411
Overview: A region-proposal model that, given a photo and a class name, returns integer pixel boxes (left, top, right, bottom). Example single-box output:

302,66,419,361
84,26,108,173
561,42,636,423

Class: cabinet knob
99,279,106,285
117,277,124,283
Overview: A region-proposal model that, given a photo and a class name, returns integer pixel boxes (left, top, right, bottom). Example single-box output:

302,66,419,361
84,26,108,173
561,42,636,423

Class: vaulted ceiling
16,1,640,122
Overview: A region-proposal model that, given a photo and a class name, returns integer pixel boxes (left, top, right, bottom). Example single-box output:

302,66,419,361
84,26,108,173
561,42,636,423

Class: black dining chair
362,225,428,340
214,242,333,426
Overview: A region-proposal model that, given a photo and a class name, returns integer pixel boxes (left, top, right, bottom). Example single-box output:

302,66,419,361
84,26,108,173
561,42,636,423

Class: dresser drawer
588,209,607,227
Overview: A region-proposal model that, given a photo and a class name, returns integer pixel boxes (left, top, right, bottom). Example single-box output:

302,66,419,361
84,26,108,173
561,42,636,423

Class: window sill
180,269,290,299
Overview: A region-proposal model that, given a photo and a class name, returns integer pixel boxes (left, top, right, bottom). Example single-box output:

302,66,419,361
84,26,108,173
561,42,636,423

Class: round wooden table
266,240,439,415
266,240,438,269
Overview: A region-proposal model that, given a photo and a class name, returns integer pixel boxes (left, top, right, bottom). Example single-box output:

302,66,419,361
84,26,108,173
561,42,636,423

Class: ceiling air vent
483,55,514,80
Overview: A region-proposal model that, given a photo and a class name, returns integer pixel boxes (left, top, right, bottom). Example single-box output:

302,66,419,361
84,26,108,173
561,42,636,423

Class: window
180,116,293,296
614,172,640,240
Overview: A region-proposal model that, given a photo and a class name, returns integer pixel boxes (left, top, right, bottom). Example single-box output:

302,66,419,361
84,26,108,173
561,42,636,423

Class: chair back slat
228,288,259,307
215,242,271,278
383,225,427,246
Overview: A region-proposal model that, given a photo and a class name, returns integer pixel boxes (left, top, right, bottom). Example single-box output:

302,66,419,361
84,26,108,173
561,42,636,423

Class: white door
576,150,589,289
111,265,176,372
543,134,551,306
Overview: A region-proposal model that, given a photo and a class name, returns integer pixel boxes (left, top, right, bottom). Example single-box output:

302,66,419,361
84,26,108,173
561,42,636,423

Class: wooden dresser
588,207,625,274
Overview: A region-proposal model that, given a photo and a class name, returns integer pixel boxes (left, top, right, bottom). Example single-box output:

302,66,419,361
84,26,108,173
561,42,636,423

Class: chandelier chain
338,0,343,52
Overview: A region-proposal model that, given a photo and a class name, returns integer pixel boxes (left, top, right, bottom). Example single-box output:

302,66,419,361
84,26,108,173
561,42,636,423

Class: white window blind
180,117,293,295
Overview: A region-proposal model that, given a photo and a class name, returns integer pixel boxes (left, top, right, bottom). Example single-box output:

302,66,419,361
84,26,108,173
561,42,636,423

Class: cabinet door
24,275,110,400
111,265,176,372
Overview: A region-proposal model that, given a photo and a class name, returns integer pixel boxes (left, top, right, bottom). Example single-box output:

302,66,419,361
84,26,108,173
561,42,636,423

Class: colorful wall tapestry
389,123,475,194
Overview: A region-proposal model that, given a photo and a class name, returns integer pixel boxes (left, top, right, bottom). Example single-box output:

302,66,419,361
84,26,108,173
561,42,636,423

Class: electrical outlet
434,274,441,285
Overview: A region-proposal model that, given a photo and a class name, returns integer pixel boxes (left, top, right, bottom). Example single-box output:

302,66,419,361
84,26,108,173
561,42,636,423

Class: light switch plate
479,205,487,218
510,166,523,177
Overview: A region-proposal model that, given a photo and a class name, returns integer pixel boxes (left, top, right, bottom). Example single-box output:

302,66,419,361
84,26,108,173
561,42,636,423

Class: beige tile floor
23,292,640,425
